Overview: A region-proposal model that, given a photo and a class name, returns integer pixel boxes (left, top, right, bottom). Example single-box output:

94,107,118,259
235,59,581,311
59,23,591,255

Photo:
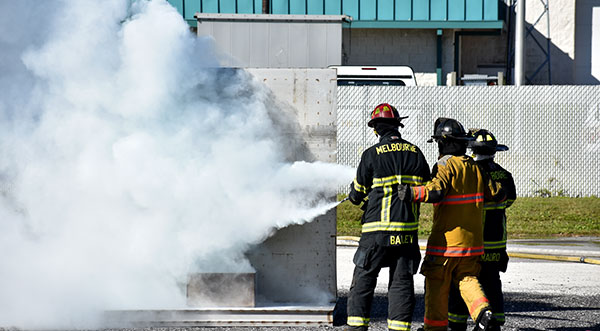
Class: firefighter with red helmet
398,118,506,331
447,129,517,331
346,103,431,331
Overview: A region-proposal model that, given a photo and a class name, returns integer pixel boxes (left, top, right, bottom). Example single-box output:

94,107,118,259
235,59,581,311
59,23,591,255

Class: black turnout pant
347,235,420,330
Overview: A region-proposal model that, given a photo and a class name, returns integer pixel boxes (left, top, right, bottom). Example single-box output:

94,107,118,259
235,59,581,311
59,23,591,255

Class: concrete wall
244,68,338,304
246,68,338,163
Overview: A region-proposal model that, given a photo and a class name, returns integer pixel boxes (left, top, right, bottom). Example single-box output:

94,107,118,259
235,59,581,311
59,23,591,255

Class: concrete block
187,273,256,307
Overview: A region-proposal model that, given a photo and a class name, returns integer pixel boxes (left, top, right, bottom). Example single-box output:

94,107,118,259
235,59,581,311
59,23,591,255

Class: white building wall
525,0,576,84
575,0,600,84
339,1,598,86
192,2,597,86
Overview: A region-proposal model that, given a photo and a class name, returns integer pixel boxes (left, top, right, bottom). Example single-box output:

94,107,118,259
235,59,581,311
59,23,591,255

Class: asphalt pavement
9,237,599,331
151,237,600,331
337,236,600,259
93,237,600,331
334,236,600,330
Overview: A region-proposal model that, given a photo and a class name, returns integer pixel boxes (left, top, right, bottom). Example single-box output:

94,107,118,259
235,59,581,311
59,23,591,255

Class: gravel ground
89,257,600,331
4,248,599,331
329,290,600,331
86,289,600,330
4,291,598,330
73,289,599,331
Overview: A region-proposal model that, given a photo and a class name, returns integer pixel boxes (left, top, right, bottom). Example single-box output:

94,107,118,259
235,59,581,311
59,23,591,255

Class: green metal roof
169,0,506,29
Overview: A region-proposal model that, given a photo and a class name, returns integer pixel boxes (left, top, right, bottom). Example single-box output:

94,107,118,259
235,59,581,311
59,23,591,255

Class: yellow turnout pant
420,255,491,331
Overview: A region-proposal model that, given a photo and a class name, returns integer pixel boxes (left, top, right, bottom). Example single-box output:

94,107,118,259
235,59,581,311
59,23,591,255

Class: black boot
449,322,467,331
345,326,368,331
473,309,495,331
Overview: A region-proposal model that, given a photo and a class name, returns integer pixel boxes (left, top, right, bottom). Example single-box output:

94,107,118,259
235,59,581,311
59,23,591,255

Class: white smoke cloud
0,0,354,328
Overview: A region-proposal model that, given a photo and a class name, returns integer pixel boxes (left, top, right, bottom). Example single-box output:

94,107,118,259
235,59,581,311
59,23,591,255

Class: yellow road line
507,252,600,265
335,237,600,265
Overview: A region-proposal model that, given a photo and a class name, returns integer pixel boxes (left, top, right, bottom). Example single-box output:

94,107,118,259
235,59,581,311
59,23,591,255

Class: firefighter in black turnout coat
448,129,517,331
347,103,431,331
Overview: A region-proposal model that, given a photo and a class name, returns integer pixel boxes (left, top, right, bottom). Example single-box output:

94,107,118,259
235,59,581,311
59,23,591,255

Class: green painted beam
436,29,443,86
184,19,198,27
343,20,504,29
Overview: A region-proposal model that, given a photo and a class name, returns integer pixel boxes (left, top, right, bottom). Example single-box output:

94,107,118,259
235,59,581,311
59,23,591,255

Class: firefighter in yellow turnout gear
448,129,517,331
347,103,431,331
397,118,506,331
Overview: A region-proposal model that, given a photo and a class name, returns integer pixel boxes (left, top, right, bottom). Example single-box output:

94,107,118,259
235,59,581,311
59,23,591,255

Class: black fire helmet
427,117,473,143
468,128,509,155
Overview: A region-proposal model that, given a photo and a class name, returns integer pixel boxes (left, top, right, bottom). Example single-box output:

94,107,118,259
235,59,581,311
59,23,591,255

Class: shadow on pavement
334,292,600,330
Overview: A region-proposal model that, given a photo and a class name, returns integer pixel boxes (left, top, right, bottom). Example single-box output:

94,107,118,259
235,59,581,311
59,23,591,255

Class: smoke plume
0,0,354,328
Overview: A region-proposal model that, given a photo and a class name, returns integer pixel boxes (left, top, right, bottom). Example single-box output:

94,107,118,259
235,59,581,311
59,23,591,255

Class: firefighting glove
360,199,369,211
397,184,413,201
348,183,361,205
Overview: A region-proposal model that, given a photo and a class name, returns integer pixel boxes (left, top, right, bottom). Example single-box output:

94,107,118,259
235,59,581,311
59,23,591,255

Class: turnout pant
449,256,508,330
420,255,491,331
347,236,420,331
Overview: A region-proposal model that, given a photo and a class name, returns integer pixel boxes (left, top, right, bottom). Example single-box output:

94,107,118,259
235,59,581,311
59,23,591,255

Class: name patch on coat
389,234,414,245
489,171,508,180
376,143,417,155
480,252,501,262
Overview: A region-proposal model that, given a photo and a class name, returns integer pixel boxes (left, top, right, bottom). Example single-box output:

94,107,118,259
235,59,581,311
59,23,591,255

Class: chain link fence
337,86,600,197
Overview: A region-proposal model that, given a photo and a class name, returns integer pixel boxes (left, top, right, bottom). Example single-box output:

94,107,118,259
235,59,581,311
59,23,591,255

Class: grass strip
337,195,600,239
